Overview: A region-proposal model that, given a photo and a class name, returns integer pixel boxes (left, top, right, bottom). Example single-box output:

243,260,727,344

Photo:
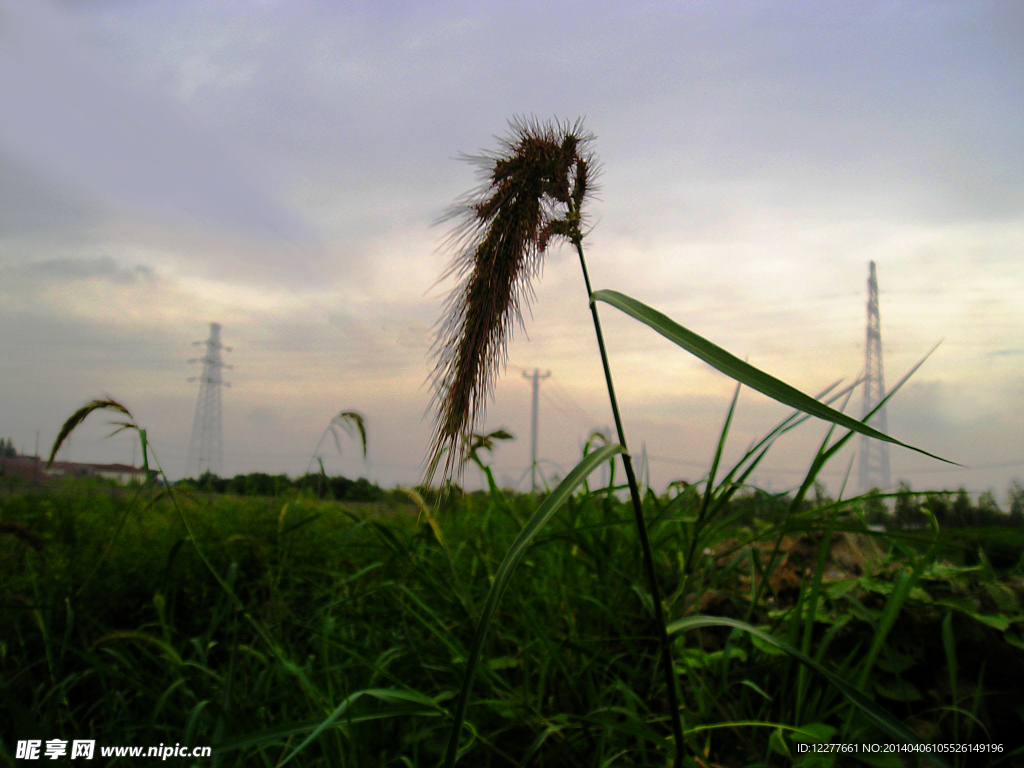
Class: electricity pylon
523,368,550,492
858,261,891,494
186,322,232,478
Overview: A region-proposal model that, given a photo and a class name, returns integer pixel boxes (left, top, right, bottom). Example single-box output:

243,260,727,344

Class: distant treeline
176,471,386,502
878,482,1024,530
684,480,1024,532
136,470,1024,528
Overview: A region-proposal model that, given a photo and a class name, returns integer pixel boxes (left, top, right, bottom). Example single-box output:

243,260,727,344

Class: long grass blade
793,342,944,510
700,382,741,524
681,383,742,591
212,689,442,758
591,289,955,465
712,378,856,502
942,612,959,740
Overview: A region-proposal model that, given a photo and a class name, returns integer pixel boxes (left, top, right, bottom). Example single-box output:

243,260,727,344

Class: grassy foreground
2,473,1024,767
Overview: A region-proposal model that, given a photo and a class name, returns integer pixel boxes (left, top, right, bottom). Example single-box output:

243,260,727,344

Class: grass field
2,467,1023,767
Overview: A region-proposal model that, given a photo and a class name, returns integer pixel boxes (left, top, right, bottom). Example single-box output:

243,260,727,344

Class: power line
542,387,592,427
540,391,579,427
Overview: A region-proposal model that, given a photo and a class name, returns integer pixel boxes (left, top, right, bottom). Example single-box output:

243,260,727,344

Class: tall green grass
2,395,1020,767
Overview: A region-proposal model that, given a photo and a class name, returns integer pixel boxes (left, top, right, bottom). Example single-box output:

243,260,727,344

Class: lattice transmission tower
858,261,891,494
186,322,232,478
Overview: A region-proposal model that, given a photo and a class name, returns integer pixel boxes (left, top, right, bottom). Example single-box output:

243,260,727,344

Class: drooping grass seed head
424,117,596,486
48,398,135,468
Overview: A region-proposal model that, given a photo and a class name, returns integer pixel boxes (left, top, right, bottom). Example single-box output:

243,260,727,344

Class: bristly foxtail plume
424,117,596,486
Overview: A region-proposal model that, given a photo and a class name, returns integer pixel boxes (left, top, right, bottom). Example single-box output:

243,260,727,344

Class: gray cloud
30,1,1022,268
15,255,157,286
987,349,1024,358
0,1,1019,491
0,154,112,242
0,0,320,259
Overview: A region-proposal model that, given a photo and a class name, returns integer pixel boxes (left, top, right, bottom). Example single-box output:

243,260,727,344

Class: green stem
573,234,685,767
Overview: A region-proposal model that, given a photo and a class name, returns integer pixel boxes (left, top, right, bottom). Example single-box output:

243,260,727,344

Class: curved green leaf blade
666,616,950,767
443,442,627,768
270,688,440,766
592,289,955,466
212,700,441,755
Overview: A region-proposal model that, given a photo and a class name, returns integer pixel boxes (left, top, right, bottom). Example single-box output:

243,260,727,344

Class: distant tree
894,481,926,529
976,490,1002,526
349,477,383,501
226,474,247,496
812,481,833,507
329,475,354,500
244,472,280,496
863,488,889,528
950,487,973,528
1009,480,1024,527
0,438,16,458
195,471,228,494
925,493,951,528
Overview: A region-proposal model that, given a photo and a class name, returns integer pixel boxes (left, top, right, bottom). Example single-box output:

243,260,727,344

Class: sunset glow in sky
1,1,1021,502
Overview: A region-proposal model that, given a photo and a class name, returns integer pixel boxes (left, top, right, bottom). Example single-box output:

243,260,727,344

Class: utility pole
858,261,891,494
186,323,232,478
522,368,550,492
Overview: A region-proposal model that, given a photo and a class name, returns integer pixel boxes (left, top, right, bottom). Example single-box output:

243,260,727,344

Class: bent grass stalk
307,410,367,474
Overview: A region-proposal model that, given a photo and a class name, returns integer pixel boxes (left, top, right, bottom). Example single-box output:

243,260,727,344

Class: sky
0,0,1021,503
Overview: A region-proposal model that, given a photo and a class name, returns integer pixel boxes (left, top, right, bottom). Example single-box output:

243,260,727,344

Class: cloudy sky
0,0,1021,502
